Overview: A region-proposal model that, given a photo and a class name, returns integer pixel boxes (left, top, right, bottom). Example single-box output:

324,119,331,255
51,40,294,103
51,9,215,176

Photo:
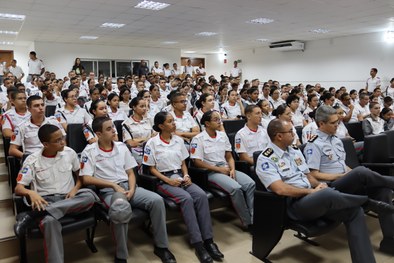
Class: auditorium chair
250,151,341,263
44,105,57,117
344,122,364,142
384,130,394,160
222,119,245,134
66,124,88,155
113,120,124,141
362,133,394,176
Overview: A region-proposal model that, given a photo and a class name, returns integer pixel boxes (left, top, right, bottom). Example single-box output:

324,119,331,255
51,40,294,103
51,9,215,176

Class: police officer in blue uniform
304,105,394,255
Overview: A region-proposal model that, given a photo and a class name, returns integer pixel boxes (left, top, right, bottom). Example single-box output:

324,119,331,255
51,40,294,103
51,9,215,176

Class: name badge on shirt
294,157,303,166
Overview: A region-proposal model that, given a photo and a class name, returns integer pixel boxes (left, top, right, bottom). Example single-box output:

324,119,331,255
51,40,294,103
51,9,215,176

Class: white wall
0,41,34,80
34,41,181,79
205,32,394,91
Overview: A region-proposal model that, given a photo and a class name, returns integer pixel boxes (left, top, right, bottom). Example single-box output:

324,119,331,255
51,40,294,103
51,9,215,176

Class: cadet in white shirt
230,61,242,79
235,105,269,165
362,102,385,136
107,93,128,121
350,93,370,122
55,89,92,131
221,90,244,119
80,116,176,263
10,96,65,158
8,59,24,82
195,63,206,78
27,51,45,82
273,104,301,146
118,87,131,117
168,93,200,145
184,59,195,76
84,87,101,116
14,124,97,263
143,112,223,263
365,68,381,92
1,91,31,138
257,99,275,129
151,61,164,77
122,97,153,164
287,95,304,128
194,94,216,130
190,110,255,230
269,87,285,110
149,85,167,116
171,63,182,79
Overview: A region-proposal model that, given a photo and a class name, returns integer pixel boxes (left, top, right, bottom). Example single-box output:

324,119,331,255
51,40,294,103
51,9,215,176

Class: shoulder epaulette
262,148,273,157
308,135,318,143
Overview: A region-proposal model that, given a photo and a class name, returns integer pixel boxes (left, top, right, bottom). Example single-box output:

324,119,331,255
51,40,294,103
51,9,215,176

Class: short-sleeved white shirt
169,110,198,133
234,125,270,158
11,117,66,155
17,146,79,195
350,103,370,123
221,101,242,119
150,98,166,117
79,141,137,184
190,130,231,166
230,67,241,78
1,109,31,132
55,106,92,124
28,59,44,75
366,76,381,91
143,134,188,172
122,116,152,157
152,67,164,75
8,66,24,79
108,108,128,122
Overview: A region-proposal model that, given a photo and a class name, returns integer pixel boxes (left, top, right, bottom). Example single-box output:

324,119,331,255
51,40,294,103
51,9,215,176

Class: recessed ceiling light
184,51,196,54
0,41,14,45
100,23,125,28
195,32,217,37
162,41,178,44
80,36,98,40
310,28,330,34
0,30,18,35
0,13,25,21
134,0,170,10
247,18,274,24
256,38,269,42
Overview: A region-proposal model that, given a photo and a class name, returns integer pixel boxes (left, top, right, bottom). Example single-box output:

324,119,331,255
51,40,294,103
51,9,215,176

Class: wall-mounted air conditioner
269,40,304,51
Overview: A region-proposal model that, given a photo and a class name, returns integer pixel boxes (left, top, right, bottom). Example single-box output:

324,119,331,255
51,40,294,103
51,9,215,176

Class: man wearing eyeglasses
304,105,394,255
338,92,354,123
13,124,97,263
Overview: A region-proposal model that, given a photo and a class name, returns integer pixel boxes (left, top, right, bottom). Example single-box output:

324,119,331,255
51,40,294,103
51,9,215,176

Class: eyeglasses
211,117,222,123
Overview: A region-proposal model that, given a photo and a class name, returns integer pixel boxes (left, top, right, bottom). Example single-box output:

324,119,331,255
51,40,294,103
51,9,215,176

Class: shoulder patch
262,148,273,157
308,135,318,143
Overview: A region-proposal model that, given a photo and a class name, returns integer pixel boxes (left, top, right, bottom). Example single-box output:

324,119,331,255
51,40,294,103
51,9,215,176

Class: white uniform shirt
171,68,182,77
108,108,128,122
118,101,130,117
152,67,164,76
221,101,242,119
2,109,31,132
196,67,206,76
385,86,394,99
350,103,370,123
122,116,152,159
235,125,269,158
150,98,166,117
55,106,92,124
8,65,24,79
26,85,41,97
17,147,79,196
184,66,194,75
269,98,285,109
230,67,241,78
164,69,172,77
336,122,348,138
302,122,318,143
11,117,66,155
80,141,137,184
28,58,44,75
143,134,188,172
291,110,304,128
169,110,198,133
190,130,231,167
261,114,275,130
365,116,385,135
366,76,381,91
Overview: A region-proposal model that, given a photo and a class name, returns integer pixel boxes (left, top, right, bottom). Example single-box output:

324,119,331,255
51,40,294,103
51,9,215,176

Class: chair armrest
13,194,31,214
138,173,159,192
188,166,210,190
361,163,394,168
235,160,250,175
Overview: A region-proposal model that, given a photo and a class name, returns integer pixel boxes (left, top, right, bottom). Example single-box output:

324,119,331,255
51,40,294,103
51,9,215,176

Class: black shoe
114,257,127,263
363,199,394,214
154,247,176,263
195,246,213,263
204,242,224,261
380,237,394,255
14,212,34,236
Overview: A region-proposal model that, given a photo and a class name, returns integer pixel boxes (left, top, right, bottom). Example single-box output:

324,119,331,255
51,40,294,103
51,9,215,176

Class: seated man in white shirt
350,93,370,122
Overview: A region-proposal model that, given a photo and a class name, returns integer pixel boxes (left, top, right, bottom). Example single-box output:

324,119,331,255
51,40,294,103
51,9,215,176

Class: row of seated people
6,88,394,262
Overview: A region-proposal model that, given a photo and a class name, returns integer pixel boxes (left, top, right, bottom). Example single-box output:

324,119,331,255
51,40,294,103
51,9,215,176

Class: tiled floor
1,209,394,263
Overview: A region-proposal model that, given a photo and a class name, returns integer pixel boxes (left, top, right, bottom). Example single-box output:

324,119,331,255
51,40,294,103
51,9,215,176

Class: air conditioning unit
269,40,304,51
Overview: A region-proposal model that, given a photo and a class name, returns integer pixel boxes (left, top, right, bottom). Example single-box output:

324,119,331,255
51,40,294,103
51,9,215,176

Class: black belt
162,169,181,176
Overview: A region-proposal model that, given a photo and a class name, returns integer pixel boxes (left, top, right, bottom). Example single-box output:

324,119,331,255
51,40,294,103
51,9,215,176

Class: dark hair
245,105,259,115
38,124,60,143
152,111,170,132
340,92,349,101
286,94,299,105
149,84,158,91
119,87,130,102
307,94,317,103
228,89,237,96
61,88,73,102
247,87,258,95
29,51,36,56
92,116,112,133
320,92,334,102
195,93,212,109
9,90,25,101
200,110,216,126
267,119,285,140
89,99,105,116
272,104,288,117
371,68,378,73
90,86,100,95
269,86,279,96
349,89,357,95
129,96,145,109
107,93,119,105
27,95,43,108
137,89,149,99
380,107,393,119
170,92,184,105
384,96,393,103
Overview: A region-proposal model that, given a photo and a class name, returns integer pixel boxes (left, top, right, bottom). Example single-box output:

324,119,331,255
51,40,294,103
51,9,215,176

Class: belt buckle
173,170,178,174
